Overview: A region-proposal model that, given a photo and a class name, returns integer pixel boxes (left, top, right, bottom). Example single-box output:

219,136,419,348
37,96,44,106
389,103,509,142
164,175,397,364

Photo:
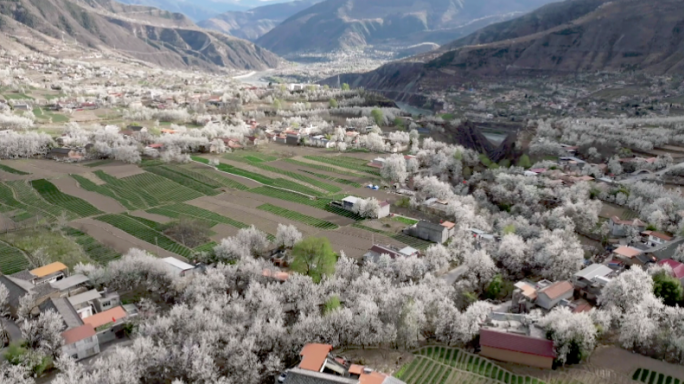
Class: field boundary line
191,159,318,199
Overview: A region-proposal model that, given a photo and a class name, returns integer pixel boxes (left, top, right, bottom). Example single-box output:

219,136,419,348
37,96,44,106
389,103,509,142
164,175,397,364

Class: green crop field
283,159,366,179
0,164,29,175
145,166,221,196
0,241,29,274
95,214,192,258
257,204,339,230
178,164,249,190
250,187,364,220
71,174,137,210
298,169,362,188
31,179,103,217
396,347,545,384
633,368,682,384
83,160,115,168
304,156,382,176
5,181,75,220
63,227,120,264
122,172,203,204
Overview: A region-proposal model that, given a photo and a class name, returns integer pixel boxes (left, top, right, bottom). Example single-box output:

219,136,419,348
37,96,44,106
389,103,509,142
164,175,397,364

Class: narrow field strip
257,204,339,230
30,179,103,217
0,164,30,175
83,160,114,168
231,158,343,193
0,240,29,275
179,164,250,190
250,187,364,220
192,156,324,197
304,155,382,176
63,227,121,265
298,169,363,188
145,166,221,196
283,158,367,179
122,172,203,204
71,174,137,210
95,214,192,258
5,181,74,220
93,171,156,209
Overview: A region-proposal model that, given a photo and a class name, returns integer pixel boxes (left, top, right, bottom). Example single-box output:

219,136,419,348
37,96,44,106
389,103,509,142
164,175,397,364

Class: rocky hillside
198,0,321,41
330,0,684,94
0,0,279,71
255,0,557,55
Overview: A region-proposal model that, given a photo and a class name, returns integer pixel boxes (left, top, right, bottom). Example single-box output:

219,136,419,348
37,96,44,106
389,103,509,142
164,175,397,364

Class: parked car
277,370,289,383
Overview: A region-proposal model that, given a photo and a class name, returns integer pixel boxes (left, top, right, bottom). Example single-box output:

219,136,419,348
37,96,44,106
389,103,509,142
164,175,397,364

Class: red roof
658,259,684,279
61,324,96,345
299,343,332,371
480,329,555,358
83,306,127,329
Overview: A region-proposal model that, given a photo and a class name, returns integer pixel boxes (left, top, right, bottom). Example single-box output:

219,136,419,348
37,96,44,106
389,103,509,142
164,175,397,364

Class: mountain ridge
198,0,322,41
256,0,558,55
326,0,684,95
0,0,279,71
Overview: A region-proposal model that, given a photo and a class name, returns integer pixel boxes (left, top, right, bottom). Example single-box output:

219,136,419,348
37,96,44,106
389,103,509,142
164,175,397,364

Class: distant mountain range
0,0,279,71
328,0,684,95
255,0,558,55
198,0,322,41
116,0,298,21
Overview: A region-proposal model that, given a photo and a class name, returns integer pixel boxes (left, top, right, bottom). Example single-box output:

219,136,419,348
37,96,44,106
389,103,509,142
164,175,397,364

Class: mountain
198,0,322,41
115,0,225,22
0,0,279,71
255,0,558,55
328,0,684,94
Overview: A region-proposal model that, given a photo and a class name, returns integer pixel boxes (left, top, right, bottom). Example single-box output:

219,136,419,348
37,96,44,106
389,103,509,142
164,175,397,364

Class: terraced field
31,179,103,217
257,204,339,230
5,181,75,220
63,227,120,264
95,214,192,258
304,156,382,176
0,241,29,274
145,166,221,196
396,347,546,384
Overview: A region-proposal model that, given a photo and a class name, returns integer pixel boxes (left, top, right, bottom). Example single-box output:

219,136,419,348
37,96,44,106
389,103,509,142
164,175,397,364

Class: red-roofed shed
658,259,684,283
479,329,555,369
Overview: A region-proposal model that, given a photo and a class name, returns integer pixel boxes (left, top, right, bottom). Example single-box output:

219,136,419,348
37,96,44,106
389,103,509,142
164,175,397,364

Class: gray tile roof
284,369,357,384
10,270,34,282
40,297,83,329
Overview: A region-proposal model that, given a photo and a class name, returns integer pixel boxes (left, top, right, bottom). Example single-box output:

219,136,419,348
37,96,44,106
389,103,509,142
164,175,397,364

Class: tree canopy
290,237,336,283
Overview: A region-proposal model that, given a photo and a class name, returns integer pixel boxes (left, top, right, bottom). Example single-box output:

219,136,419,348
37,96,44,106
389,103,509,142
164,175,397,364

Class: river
395,102,433,116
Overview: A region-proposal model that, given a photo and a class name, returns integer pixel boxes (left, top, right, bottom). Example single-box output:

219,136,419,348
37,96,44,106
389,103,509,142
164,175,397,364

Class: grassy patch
214,161,323,196
0,163,29,175
4,181,74,220
0,229,93,269
304,155,381,176
145,166,221,196
30,179,102,217
257,204,339,229
392,216,419,225
283,158,366,179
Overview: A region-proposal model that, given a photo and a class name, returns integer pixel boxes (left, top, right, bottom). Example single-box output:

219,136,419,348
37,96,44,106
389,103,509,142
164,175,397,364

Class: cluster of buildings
0,256,197,360
280,343,404,384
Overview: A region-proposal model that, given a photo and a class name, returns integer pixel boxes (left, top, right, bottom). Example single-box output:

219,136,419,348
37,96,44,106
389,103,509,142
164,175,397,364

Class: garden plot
183,163,260,189
257,204,339,230
50,177,126,213
7,159,83,179
62,227,120,265
30,179,103,217
95,214,192,258
304,155,382,176
0,240,29,275
4,180,75,220
70,218,180,259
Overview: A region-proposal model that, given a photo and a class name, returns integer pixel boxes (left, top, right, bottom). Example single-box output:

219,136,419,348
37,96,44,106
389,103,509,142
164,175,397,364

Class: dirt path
51,176,126,213
184,162,263,189
69,218,181,260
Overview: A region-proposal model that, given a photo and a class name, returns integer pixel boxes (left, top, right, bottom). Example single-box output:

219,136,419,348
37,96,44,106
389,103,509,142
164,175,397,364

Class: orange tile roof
61,324,96,345
262,269,289,281
83,306,127,329
349,364,363,375
537,281,573,300
359,370,387,384
441,221,456,229
30,262,68,278
299,343,332,372
614,246,642,259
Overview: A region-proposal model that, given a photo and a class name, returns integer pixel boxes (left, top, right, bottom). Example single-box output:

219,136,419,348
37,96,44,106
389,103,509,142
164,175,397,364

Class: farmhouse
363,244,419,263
283,343,404,384
642,231,673,247
512,279,574,312
61,324,100,361
573,264,614,301
479,329,555,369
404,221,453,244
161,257,196,276
609,216,646,238
657,259,684,285
535,281,574,310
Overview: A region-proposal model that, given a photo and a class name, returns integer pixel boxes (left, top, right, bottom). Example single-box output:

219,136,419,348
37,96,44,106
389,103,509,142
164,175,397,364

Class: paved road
441,265,467,285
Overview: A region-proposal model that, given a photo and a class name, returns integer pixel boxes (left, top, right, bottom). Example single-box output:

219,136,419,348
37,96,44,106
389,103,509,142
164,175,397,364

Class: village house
572,264,614,301
335,196,391,219
363,244,419,263
612,245,644,266
161,257,196,277
48,147,84,161
404,221,454,244
657,259,684,286
281,343,404,384
642,231,673,247
479,327,555,369
512,280,574,312
61,324,100,361
609,216,646,238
